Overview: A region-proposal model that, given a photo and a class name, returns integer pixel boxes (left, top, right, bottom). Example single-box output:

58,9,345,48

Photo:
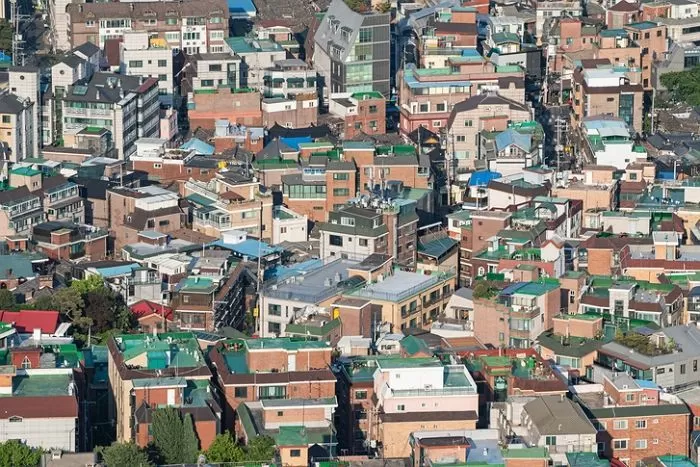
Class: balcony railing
390,385,477,397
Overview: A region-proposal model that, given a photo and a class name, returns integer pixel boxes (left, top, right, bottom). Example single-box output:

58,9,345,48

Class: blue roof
495,129,532,152
634,379,658,389
469,170,502,187
657,170,676,180
228,0,256,14
211,239,283,259
500,282,527,296
94,263,139,278
280,136,312,151
0,254,42,279
180,138,215,156
264,259,324,281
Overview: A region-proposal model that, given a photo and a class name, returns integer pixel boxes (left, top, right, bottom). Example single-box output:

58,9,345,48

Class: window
329,235,343,246
681,364,686,374
333,188,350,196
268,304,282,316
166,18,178,25
464,120,473,127
456,135,466,142
159,220,169,227
1,116,9,124
201,79,214,87
695,360,698,372
234,387,247,397
433,120,441,127
635,420,646,429
86,20,95,27
258,385,286,399
419,103,429,113
183,32,201,41
626,393,635,402
355,390,368,400
657,367,665,375
614,420,628,430
613,440,628,450
209,64,222,72
157,59,168,67
333,173,349,181
634,439,647,449
545,436,556,446
8,416,21,423
129,60,143,68
359,238,368,247
359,28,372,43
158,74,168,82
210,16,223,23
21,356,31,369
277,411,284,417
436,103,446,112
165,31,180,42
397,404,405,411
290,450,301,457
369,105,377,113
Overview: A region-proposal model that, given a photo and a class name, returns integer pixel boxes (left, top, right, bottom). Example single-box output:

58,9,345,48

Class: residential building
370,357,479,458
343,266,456,332
580,117,647,170
318,202,419,266
208,337,336,430
185,52,241,92
187,87,261,129
262,59,317,99
225,37,286,90
571,67,644,133
552,166,619,212
473,280,561,348
0,186,43,239
257,258,371,337
261,95,318,129
624,21,667,89
128,300,173,333
106,333,215,447
478,122,544,176
447,93,532,172
254,20,299,56
120,31,175,103
310,0,391,101
329,91,386,139
0,371,80,451
397,58,526,135
520,397,597,465
105,185,183,252
271,206,307,244
281,155,356,221
32,221,108,261
575,374,690,466
534,0,583,38
130,139,219,184
606,0,640,29
62,73,161,160
65,0,229,53
456,210,512,286
0,93,36,163
184,172,274,239
595,325,700,390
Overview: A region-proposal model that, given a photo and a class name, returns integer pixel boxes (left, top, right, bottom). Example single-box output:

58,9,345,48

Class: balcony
510,305,541,319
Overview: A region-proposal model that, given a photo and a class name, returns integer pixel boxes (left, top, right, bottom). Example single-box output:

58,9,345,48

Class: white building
582,117,647,170
271,206,308,244
190,52,241,91
120,31,175,103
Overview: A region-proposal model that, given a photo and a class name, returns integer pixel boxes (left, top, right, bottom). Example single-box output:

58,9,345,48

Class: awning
287,77,305,84
272,78,284,83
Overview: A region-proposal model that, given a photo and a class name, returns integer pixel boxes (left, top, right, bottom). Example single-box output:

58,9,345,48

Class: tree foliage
205,433,245,463
0,21,12,53
98,441,152,467
152,408,199,464
660,67,700,106
0,289,16,310
0,440,42,467
344,0,370,12
245,436,277,462
375,1,391,12
472,281,496,299
70,275,105,296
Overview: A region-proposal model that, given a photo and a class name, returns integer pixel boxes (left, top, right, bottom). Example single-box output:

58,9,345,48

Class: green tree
98,441,152,467
472,281,494,299
0,21,12,53
0,289,16,310
182,413,200,463
376,1,391,12
152,407,199,464
0,440,42,467
205,433,244,463
26,294,55,310
70,275,104,295
84,287,119,333
52,287,85,321
245,436,276,462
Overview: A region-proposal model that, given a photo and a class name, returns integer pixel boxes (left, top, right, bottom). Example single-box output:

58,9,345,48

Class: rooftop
348,268,454,303
114,332,207,371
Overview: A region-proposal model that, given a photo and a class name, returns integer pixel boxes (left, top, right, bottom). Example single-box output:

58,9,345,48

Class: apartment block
343,267,456,332
329,91,386,139
107,333,216,447
447,93,532,172
208,338,336,430
120,31,175,102
66,0,228,53
32,221,108,261
319,202,419,266
184,171,273,239
310,0,391,100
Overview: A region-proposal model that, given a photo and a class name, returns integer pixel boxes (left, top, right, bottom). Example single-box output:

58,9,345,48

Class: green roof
492,32,520,44
285,318,341,337
186,193,215,206
537,332,605,358
501,448,548,459
10,167,41,177
351,91,384,100
179,276,217,293
566,452,609,467
117,332,206,370
10,374,73,397
400,335,430,356
515,280,560,296
245,337,330,351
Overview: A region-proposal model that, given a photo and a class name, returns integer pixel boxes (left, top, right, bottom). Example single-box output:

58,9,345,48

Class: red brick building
208,338,336,431
32,222,108,261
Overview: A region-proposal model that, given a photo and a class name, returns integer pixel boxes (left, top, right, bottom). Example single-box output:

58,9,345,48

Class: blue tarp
180,138,215,156
657,170,676,180
280,136,312,151
264,259,323,281
468,170,502,187
228,0,256,15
